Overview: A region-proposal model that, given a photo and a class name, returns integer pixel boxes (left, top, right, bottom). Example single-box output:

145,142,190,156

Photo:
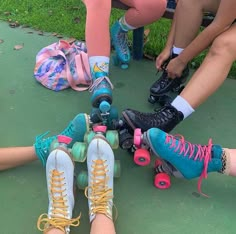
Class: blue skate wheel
121,63,128,69
99,101,111,113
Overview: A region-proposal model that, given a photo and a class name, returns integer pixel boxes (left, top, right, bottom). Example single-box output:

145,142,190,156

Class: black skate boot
148,54,189,106
122,104,184,133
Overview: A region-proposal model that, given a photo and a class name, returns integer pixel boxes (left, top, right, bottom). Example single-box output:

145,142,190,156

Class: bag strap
67,51,92,91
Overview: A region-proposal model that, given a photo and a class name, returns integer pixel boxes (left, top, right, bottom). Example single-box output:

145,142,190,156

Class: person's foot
34,113,90,166
37,149,80,233
144,127,223,193
122,104,184,133
85,135,114,222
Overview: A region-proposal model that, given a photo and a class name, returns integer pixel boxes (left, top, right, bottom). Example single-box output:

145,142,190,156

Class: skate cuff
221,148,230,175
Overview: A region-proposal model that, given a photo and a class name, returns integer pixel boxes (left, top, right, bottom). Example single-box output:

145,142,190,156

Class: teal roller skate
111,21,130,69
34,113,90,166
134,127,224,195
89,61,118,127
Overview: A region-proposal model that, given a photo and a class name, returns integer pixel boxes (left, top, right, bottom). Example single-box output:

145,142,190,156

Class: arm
178,0,236,65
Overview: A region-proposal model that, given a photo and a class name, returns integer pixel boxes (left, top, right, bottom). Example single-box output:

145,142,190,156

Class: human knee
134,0,167,18
209,35,236,60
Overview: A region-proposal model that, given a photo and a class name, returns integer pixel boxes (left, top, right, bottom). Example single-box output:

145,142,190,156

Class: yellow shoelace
37,169,81,233
85,159,113,219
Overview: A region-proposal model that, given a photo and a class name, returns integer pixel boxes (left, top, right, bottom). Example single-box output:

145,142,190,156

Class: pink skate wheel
154,159,163,168
134,148,151,166
57,135,72,145
93,125,107,133
154,173,171,189
134,128,142,147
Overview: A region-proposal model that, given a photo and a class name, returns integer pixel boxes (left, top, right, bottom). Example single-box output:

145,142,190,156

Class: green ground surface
1,22,236,234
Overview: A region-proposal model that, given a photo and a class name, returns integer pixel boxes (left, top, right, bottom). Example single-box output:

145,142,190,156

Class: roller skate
34,113,90,166
122,104,184,133
112,116,137,151
111,21,130,69
76,125,121,190
148,56,189,106
89,62,119,127
37,143,80,233
85,134,116,222
134,127,224,194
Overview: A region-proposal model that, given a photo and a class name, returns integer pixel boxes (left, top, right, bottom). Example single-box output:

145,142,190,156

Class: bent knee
209,35,236,59
135,0,167,18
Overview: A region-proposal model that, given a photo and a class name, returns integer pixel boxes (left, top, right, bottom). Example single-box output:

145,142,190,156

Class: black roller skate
112,116,136,152
122,104,184,133
148,55,189,106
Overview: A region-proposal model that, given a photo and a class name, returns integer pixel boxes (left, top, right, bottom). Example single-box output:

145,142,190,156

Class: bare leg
90,214,116,234
0,146,37,171
174,0,220,48
180,24,236,108
46,229,64,234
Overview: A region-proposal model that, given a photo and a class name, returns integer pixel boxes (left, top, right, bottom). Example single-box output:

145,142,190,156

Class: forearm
178,23,226,65
0,146,37,171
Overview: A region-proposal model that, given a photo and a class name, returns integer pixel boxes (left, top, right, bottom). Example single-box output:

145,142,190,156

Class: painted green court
0,22,236,234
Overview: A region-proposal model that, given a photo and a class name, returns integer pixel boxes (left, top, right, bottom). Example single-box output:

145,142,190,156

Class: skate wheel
107,106,119,129
134,148,151,166
148,95,157,104
112,55,119,66
154,158,163,168
154,173,171,189
71,142,87,162
90,108,102,123
134,128,142,147
106,130,119,149
119,131,133,150
50,139,60,152
76,170,88,190
84,131,96,144
99,101,111,113
121,63,128,69
114,160,121,178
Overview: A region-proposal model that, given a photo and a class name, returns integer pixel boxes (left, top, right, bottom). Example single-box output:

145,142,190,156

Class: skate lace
166,134,213,196
37,170,80,232
84,159,113,219
89,77,114,92
117,32,129,54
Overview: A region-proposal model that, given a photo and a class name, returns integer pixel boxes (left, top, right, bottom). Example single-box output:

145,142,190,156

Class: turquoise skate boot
144,128,224,194
89,63,113,114
37,148,80,233
34,113,90,166
111,21,131,69
85,134,114,222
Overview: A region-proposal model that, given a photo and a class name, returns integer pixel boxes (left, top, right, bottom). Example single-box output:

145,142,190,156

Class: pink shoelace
165,134,213,196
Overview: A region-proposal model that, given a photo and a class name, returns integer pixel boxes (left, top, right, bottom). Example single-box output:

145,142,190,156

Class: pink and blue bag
34,40,92,91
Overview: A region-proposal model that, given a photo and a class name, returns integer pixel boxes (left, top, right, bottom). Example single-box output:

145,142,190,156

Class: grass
0,0,235,77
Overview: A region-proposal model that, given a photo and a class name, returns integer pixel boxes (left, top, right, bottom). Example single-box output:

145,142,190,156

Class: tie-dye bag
34,40,92,91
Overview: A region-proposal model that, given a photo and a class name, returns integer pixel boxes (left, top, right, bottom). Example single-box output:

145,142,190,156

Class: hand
156,47,172,71
166,57,186,79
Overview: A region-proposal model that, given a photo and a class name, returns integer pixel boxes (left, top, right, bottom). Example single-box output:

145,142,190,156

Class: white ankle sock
172,46,184,55
171,95,194,119
119,16,136,31
89,56,110,75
